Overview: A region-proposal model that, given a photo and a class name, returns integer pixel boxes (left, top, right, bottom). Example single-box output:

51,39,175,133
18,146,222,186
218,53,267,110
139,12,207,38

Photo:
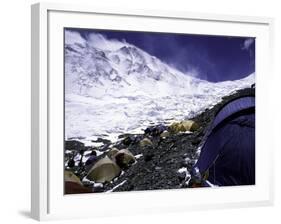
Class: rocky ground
64,87,254,194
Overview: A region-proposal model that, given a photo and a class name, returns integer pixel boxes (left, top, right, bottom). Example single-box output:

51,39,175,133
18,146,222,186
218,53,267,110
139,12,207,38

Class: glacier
64,30,255,146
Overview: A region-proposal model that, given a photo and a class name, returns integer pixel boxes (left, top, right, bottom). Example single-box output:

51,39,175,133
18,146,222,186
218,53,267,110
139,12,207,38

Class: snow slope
64,30,255,145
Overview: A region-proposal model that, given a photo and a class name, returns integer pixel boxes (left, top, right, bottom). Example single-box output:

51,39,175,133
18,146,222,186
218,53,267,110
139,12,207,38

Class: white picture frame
31,2,274,221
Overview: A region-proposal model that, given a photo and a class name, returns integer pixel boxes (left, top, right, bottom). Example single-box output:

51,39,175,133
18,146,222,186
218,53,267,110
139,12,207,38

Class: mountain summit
65,31,206,98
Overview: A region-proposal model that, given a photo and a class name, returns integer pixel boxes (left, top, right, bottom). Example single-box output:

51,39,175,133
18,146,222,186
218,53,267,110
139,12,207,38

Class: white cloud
87,33,130,51
242,38,254,50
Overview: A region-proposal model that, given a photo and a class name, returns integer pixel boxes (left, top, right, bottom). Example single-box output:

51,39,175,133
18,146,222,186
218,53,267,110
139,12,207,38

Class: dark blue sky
66,28,255,82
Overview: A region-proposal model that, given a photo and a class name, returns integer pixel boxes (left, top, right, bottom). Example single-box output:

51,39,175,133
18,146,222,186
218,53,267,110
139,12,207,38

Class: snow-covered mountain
65,31,255,145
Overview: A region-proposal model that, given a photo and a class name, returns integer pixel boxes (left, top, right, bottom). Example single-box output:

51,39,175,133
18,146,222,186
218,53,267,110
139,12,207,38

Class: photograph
63,28,255,194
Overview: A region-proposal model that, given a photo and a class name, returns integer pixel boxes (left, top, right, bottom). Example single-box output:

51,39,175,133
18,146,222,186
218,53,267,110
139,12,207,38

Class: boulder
114,149,136,169
122,136,134,146
85,155,98,167
160,130,170,138
181,120,199,132
65,182,92,194
67,158,75,168
90,150,97,156
107,147,119,159
121,135,142,146
169,120,199,134
65,140,84,151
169,122,181,134
92,137,111,145
64,170,82,185
86,156,121,183
144,127,154,135
139,137,153,147
144,124,166,136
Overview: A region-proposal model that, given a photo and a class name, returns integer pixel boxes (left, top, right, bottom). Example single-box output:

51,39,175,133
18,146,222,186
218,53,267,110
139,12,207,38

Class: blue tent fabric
193,95,255,186
211,97,255,130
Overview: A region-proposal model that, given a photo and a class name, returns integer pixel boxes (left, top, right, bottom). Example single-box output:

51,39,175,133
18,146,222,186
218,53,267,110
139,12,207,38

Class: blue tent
192,95,255,186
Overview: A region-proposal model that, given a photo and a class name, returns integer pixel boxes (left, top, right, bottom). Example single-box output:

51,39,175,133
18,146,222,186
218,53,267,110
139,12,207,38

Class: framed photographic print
31,2,274,221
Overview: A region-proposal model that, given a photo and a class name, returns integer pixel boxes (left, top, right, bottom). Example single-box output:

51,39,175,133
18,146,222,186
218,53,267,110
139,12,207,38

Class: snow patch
178,167,191,185
106,180,127,193
93,182,104,188
135,154,143,159
64,31,255,143
205,180,218,187
177,167,188,174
